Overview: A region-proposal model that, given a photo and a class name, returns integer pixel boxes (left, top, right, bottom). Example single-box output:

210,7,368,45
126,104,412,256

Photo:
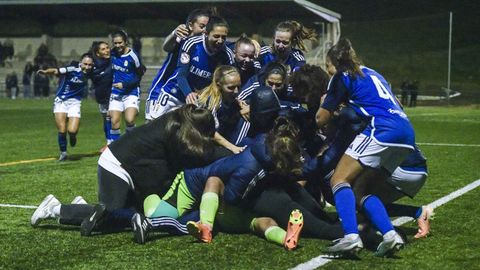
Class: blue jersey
322,66,415,148
237,72,294,102
111,49,142,96
237,75,260,101
213,101,245,143
185,146,264,205
55,62,88,100
147,43,182,101
161,35,235,101
258,46,305,73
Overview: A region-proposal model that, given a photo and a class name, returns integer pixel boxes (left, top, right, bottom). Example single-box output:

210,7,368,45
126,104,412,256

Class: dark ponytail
111,29,129,44
164,104,216,167
206,15,228,33
327,38,364,77
265,117,303,178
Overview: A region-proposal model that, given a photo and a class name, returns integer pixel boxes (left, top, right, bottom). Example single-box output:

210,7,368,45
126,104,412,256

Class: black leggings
59,166,134,227
252,184,344,240
97,165,134,210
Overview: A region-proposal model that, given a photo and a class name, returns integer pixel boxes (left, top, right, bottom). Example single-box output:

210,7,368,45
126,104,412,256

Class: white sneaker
71,196,87,205
58,151,67,162
31,194,61,226
326,234,363,255
375,230,405,257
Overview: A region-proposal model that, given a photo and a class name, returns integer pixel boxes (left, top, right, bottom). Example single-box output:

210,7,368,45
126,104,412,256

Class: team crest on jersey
180,52,190,64
124,60,128,67
193,56,200,62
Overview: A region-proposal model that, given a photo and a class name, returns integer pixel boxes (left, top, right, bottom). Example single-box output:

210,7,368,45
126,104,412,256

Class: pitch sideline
290,178,480,270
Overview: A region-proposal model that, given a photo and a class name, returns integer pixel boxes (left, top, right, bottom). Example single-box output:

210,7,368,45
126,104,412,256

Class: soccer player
30,105,218,236
232,34,260,85
150,15,235,117
197,65,245,153
109,30,145,142
258,20,317,74
288,64,332,156
146,9,210,122
356,146,432,239
317,38,415,257
237,61,289,102
90,41,113,147
234,62,302,145
37,53,93,161
133,117,305,248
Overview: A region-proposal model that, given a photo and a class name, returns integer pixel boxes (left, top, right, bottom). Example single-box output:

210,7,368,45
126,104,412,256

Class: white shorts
145,91,183,120
98,103,109,114
345,133,412,174
109,94,140,112
53,98,81,118
386,167,428,197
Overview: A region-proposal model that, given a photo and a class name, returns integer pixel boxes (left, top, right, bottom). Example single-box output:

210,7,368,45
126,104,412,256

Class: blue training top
55,62,89,100
322,66,415,149
258,46,305,74
147,40,183,101
111,48,142,96
185,144,269,205
160,35,235,101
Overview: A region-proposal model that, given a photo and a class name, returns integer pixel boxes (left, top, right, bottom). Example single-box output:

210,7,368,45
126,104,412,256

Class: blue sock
332,183,358,235
104,116,111,142
414,207,423,219
110,129,121,141
362,195,394,235
58,132,67,152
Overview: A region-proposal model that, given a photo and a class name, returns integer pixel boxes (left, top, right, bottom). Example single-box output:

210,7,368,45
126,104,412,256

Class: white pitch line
417,142,480,147
0,203,37,209
290,179,480,270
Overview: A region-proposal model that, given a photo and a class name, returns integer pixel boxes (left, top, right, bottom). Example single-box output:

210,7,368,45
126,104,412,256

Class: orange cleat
284,209,303,250
414,205,434,239
187,221,213,243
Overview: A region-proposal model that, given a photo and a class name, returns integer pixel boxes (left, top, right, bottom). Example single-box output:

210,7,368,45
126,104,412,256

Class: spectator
33,44,57,97
400,79,410,106
409,80,419,107
3,38,14,60
23,62,34,98
0,41,5,67
17,44,32,62
34,64,50,97
5,70,19,99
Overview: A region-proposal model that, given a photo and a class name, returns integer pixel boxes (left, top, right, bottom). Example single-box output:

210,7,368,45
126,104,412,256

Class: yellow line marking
0,151,100,167
0,157,56,167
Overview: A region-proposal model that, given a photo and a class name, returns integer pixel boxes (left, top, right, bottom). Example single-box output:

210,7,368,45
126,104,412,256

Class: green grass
1,99,480,269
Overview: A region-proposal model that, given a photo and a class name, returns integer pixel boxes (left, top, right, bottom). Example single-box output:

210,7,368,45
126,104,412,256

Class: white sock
345,233,359,240
383,230,396,240
52,205,61,217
